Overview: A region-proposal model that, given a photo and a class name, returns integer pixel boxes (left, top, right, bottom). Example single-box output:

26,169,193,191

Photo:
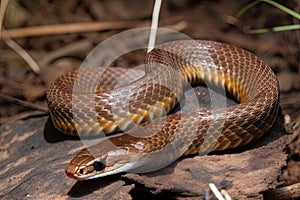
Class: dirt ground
0,0,299,199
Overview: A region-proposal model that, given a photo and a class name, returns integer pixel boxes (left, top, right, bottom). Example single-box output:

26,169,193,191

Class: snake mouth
65,164,81,180
65,163,96,180
66,172,94,180
66,171,80,180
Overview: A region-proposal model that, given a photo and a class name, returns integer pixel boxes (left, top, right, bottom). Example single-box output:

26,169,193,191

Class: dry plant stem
0,110,47,125
1,21,144,39
0,0,9,34
0,93,48,112
263,183,300,200
0,79,38,91
3,37,41,74
38,39,93,66
280,96,300,108
209,183,227,200
0,1,41,74
1,20,187,39
147,0,162,53
165,21,187,31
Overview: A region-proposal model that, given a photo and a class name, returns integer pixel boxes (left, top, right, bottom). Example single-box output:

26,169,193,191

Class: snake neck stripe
46,40,279,180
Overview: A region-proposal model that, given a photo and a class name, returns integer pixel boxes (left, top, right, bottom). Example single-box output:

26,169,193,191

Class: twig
35,21,186,66
0,0,8,34
3,36,41,74
0,93,48,112
263,183,300,199
1,20,144,39
38,39,93,66
1,19,187,40
164,20,187,31
147,0,162,53
209,183,232,200
0,110,47,125
280,96,300,107
0,1,41,74
221,189,232,200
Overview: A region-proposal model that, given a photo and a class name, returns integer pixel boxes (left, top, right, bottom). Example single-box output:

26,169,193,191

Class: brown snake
46,40,279,180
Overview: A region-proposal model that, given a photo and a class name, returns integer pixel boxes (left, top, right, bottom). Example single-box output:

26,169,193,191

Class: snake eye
93,160,106,171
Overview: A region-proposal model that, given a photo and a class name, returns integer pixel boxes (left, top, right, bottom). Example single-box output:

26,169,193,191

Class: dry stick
0,0,9,33
166,21,187,31
3,36,41,74
0,93,48,112
280,96,300,107
0,1,41,74
147,0,162,53
1,20,138,75
1,20,187,71
38,21,187,66
37,21,187,68
38,39,93,67
263,183,300,200
1,20,144,39
0,110,47,125
1,20,187,40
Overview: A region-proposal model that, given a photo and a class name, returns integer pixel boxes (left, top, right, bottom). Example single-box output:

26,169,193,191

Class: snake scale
46,40,279,180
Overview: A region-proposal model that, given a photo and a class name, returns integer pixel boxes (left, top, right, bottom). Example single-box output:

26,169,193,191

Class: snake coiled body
46,40,279,180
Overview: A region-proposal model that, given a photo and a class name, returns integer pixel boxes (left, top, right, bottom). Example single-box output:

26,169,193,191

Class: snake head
65,140,143,180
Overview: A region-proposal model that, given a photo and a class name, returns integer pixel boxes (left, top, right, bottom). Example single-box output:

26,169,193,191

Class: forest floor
0,0,299,199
